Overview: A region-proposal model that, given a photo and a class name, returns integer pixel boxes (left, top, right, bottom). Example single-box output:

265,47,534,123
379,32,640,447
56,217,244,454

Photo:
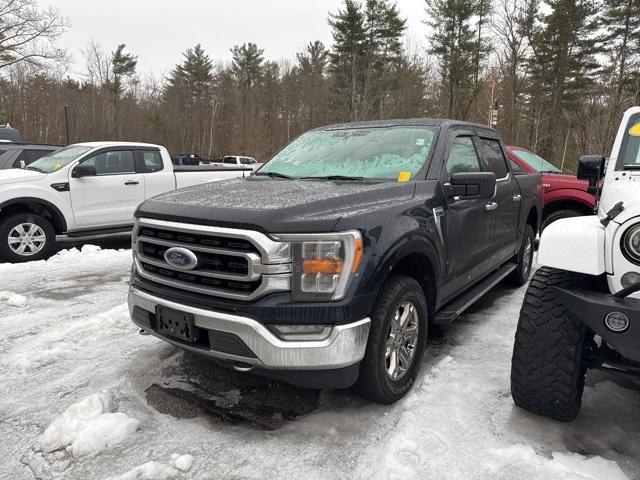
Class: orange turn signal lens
302,259,344,274
352,236,363,273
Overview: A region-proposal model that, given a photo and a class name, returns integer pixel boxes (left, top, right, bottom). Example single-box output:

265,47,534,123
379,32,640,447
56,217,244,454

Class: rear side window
223,157,236,164
83,150,136,175
446,136,482,175
509,159,525,174
478,138,509,179
141,150,163,173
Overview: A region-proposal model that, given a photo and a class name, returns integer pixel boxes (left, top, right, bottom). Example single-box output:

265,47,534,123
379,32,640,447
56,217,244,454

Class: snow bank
39,392,139,458
0,290,27,307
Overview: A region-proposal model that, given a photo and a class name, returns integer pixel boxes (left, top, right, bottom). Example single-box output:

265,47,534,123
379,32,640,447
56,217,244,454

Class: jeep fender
538,215,605,276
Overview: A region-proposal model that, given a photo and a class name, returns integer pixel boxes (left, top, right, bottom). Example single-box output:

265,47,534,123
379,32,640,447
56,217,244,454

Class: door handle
124,180,139,185
512,194,522,202
485,202,498,211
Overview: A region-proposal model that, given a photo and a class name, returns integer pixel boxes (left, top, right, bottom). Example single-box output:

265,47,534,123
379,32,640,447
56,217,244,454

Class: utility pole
64,105,70,145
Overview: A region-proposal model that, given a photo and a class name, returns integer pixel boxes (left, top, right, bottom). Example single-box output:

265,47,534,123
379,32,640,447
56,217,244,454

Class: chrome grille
133,218,291,300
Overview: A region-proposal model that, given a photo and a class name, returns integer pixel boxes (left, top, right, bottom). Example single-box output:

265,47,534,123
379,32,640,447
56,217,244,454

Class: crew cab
506,146,597,230
0,142,252,263
221,155,258,167
128,119,541,404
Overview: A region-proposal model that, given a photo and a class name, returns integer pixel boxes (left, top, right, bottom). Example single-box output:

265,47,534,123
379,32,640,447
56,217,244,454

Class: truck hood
136,177,416,233
0,168,46,185
600,171,640,221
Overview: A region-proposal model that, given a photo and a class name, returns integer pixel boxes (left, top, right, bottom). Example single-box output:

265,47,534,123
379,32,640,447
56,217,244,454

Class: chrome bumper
128,287,371,370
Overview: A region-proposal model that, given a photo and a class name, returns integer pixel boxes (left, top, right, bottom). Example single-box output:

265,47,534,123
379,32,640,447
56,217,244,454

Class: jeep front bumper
128,287,371,371
556,287,640,362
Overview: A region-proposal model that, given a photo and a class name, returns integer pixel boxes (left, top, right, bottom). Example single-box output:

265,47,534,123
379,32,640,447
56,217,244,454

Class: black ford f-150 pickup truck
128,119,541,403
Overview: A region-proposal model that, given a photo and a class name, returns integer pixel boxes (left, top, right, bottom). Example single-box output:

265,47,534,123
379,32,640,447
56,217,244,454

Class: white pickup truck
0,141,252,262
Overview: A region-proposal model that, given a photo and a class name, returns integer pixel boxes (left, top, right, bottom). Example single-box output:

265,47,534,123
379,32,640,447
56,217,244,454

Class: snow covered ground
1,245,639,480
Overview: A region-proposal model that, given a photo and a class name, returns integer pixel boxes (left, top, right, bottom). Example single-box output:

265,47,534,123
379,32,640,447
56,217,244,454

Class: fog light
604,312,630,333
621,272,640,288
270,324,333,341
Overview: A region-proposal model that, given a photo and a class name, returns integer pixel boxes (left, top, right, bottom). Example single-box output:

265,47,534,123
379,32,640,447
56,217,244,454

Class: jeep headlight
622,224,640,265
272,231,363,301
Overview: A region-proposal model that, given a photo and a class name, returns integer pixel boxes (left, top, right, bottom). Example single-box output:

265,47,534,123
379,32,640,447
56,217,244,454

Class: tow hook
233,362,254,372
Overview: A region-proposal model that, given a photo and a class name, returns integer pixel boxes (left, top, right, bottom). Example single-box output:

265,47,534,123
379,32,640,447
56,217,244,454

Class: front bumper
556,287,640,362
128,287,371,370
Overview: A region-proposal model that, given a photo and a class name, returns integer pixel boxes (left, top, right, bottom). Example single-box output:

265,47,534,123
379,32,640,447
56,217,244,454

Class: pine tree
526,0,599,160
296,41,330,127
166,44,214,101
110,44,137,97
426,0,480,118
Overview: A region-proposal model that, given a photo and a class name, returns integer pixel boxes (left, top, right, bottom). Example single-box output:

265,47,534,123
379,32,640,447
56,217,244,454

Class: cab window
82,150,135,175
141,150,163,173
478,138,509,179
446,136,482,175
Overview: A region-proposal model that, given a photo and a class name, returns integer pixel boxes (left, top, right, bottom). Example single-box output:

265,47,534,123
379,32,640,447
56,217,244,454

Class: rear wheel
0,213,55,263
510,267,595,421
507,224,535,287
355,274,428,404
541,209,582,232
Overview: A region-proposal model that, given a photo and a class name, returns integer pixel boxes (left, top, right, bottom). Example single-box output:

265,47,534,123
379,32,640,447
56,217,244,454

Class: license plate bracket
156,306,197,343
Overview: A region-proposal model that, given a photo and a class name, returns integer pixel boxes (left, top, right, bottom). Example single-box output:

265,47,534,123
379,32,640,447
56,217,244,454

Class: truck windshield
257,126,438,180
617,114,640,170
512,149,562,174
25,146,92,174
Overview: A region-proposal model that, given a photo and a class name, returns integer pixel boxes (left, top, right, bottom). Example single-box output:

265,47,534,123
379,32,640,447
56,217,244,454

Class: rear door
69,148,144,228
136,149,175,199
477,136,520,266
440,130,495,298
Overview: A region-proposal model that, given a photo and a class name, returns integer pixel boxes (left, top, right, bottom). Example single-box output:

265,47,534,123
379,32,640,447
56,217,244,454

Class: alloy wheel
8,223,47,256
385,302,419,381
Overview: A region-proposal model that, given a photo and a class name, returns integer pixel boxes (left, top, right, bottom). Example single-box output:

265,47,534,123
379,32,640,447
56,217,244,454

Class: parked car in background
0,124,22,143
128,119,541,404
222,155,258,166
506,145,597,231
0,141,253,263
0,143,62,170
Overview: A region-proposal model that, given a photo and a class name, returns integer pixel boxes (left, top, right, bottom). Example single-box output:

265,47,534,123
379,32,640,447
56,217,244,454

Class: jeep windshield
25,145,92,174
255,126,438,181
618,114,640,171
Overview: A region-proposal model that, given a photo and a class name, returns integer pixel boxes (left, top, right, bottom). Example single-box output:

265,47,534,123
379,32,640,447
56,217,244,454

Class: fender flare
0,197,68,233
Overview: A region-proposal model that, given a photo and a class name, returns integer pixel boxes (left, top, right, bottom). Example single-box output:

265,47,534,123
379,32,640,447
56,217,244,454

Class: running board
433,263,517,325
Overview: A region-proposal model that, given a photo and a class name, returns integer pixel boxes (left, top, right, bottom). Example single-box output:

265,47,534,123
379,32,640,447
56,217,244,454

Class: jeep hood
0,168,46,185
136,177,416,232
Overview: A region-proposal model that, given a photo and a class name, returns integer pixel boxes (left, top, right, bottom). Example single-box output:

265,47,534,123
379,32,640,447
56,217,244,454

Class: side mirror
72,164,97,178
445,172,496,200
577,155,606,194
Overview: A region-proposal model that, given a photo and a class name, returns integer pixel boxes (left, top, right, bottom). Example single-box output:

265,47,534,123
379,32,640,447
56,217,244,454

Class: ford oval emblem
164,247,198,270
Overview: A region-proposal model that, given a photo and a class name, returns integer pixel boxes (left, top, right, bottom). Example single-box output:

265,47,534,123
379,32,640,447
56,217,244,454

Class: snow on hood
0,167,46,185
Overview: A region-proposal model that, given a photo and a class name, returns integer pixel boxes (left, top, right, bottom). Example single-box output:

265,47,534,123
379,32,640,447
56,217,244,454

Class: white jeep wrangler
510,107,640,421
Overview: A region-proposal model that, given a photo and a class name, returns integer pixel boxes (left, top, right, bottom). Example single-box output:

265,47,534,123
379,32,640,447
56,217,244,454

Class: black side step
433,263,517,325
64,225,134,238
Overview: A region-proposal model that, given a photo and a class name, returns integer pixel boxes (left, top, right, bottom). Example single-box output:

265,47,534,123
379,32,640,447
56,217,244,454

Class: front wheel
0,213,55,263
510,267,595,421
354,274,428,404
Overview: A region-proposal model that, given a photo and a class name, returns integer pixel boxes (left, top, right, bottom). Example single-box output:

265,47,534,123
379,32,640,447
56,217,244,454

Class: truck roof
73,141,164,149
315,118,500,136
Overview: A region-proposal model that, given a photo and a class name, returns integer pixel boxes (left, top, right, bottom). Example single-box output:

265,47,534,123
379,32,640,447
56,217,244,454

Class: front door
440,132,495,299
69,149,144,228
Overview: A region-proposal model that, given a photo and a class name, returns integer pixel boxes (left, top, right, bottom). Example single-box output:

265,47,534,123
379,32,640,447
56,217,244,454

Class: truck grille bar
133,218,291,301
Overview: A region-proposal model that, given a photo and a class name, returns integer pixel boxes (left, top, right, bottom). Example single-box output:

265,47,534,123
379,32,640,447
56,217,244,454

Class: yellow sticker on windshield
398,171,411,183
629,122,640,136
53,162,63,170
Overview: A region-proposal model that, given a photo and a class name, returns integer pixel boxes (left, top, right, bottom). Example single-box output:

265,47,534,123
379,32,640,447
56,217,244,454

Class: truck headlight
622,224,640,265
272,231,363,301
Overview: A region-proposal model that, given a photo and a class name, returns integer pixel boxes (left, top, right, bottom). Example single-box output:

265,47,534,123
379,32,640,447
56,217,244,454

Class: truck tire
507,224,535,287
510,267,596,421
355,274,428,404
0,213,55,263
541,209,582,232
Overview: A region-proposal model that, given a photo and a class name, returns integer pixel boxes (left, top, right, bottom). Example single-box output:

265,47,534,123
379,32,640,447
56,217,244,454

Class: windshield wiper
301,175,365,181
253,171,294,179
623,164,640,170
25,166,44,173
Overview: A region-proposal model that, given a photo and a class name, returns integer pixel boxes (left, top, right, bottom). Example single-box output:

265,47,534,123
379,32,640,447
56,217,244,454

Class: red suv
505,146,597,231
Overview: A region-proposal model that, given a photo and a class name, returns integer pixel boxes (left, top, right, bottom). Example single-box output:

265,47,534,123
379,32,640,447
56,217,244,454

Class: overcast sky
42,0,428,78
